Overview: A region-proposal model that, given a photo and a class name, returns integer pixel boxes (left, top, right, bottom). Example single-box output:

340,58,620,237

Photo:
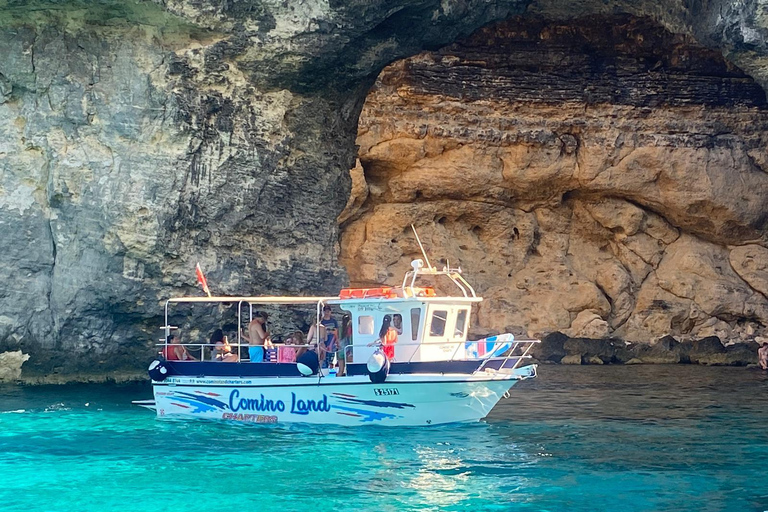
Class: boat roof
325,296,482,305
166,295,482,305
166,296,337,304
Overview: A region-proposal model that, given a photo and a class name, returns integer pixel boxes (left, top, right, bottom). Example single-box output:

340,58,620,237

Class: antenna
411,224,433,270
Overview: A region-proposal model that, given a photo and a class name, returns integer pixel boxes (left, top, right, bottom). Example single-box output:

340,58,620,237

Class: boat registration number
373,388,399,396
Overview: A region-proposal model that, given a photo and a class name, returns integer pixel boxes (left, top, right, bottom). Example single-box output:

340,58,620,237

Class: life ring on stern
366,349,390,384
296,350,320,376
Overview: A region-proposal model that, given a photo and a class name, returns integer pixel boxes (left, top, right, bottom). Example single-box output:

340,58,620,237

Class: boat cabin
326,259,482,364
328,293,480,364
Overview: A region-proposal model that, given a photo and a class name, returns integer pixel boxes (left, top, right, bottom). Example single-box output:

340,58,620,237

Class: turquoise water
1,365,766,512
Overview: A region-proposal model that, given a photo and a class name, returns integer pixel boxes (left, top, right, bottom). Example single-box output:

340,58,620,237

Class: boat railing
355,337,539,371
155,338,539,372
156,342,318,362
401,259,478,299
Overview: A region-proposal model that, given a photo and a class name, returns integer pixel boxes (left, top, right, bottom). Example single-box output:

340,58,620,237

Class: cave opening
339,14,768,342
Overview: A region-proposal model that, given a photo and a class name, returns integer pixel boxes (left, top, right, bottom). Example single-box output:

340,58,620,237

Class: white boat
136,258,539,426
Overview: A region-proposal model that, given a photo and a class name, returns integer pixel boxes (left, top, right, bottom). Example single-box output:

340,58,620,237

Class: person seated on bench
162,333,197,361
210,328,239,362
279,331,301,363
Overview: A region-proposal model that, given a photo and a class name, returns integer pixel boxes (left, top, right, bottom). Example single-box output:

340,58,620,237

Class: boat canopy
166,296,338,304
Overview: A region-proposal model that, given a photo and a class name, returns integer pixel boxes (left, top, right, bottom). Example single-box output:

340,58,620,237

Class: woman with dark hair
379,314,398,360
162,333,196,361
210,328,238,362
337,313,353,375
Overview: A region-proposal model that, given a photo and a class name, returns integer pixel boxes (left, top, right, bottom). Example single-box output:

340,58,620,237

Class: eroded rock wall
0,0,539,378
344,16,768,343
1,1,768,379
0,3,361,375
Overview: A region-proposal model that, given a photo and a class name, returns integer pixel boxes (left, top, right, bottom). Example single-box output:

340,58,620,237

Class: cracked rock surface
344,15,768,344
1,2,768,379
0,0,535,377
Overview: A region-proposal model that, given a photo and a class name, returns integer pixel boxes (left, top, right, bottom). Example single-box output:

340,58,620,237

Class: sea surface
1,365,766,512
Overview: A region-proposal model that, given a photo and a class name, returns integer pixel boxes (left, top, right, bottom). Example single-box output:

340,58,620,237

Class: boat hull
150,365,535,426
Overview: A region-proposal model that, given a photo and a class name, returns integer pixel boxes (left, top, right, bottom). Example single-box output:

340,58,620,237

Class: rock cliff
345,15,768,347
0,1,766,379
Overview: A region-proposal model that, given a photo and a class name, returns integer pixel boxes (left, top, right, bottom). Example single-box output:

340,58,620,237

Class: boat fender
148,360,168,381
296,350,320,376
366,349,389,384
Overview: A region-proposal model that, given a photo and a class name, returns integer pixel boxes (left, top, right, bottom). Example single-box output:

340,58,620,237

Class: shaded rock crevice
533,332,761,366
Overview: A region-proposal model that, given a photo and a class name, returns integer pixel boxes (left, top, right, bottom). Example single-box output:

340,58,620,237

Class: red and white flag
195,263,211,297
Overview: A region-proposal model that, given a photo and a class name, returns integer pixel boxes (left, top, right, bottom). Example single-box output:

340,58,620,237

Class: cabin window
410,308,421,340
358,315,375,335
455,309,468,337
430,310,448,337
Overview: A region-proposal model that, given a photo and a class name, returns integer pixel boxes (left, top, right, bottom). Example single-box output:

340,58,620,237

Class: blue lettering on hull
290,393,331,415
228,390,331,416
229,390,286,413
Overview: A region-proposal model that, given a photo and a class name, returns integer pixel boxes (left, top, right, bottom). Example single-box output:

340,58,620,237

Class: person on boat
241,311,271,363
759,342,768,370
392,314,403,336
278,331,301,363
337,313,353,375
320,305,338,368
378,314,398,360
305,321,327,361
210,328,239,362
162,333,196,361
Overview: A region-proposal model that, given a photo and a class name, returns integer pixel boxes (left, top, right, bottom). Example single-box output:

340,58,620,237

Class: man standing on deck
320,305,338,368
243,311,271,362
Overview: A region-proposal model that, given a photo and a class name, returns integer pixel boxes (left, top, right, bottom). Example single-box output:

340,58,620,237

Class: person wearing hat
242,311,271,362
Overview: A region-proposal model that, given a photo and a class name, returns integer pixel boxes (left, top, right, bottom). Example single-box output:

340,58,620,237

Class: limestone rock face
346,15,768,345
730,245,768,297
0,351,30,382
2,1,768,378
1,1,539,376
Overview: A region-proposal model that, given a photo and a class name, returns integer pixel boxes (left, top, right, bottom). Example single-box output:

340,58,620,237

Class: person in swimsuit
378,314,398,360
279,331,301,363
242,311,271,362
162,333,196,361
210,328,238,362
337,313,353,375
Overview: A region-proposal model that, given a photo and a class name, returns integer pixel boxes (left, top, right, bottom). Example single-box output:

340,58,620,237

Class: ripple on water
0,366,766,512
